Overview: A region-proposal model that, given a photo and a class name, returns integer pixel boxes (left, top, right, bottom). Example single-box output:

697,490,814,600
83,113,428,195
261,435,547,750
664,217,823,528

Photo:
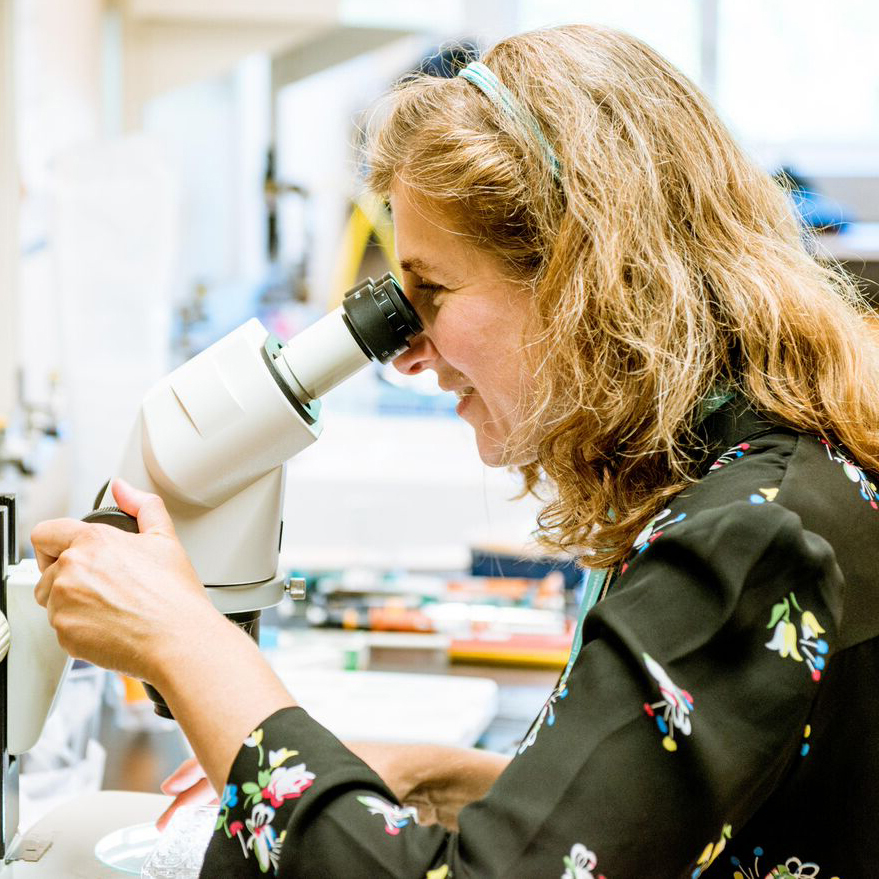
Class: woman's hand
34,478,297,796
345,742,511,830
156,757,218,831
31,479,220,682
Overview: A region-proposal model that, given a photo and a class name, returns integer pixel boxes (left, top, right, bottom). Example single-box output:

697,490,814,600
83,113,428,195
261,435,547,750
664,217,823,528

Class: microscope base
0,790,170,877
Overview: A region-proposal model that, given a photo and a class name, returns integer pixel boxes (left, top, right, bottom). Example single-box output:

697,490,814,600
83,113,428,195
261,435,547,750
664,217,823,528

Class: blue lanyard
564,567,608,673
562,388,734,673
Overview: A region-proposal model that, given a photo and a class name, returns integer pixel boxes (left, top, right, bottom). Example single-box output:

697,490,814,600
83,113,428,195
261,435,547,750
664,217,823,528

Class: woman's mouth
455,386,475,414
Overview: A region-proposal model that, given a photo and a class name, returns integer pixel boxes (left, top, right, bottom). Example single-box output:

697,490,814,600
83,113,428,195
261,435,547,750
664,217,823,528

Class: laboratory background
0,0,877,874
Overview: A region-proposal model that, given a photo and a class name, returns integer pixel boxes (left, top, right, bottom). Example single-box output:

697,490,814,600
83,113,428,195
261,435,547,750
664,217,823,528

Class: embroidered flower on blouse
749,487,778,504
632,509,687,555
561,842,606,879
244,728,265,764
642,653,695,752
262,763,315,809
709,442,752,471
214,727,316,873
764,592,829,681
800,724,812,757
518,662,572,754
356,795,419,835
268,747,298,768
821,438,878,509
729,846,839,879
620,509,687,574
692,823,732,877
245,802,279,873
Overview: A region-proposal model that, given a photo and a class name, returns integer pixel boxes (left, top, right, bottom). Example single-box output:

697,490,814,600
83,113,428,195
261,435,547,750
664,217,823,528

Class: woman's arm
158,743,510,831
344,743,511,829
32,478,508,835
146,613,296,794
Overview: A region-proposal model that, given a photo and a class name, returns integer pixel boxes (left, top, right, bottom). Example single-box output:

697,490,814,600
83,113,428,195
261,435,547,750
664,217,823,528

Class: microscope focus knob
82,507,140,533
0,611,9,662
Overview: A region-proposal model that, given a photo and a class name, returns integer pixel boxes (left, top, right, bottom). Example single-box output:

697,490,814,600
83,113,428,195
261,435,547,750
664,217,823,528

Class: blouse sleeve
200,501,843,879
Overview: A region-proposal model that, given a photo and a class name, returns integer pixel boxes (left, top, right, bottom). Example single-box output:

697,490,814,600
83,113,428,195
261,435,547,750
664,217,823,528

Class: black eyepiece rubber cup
341,273,422,363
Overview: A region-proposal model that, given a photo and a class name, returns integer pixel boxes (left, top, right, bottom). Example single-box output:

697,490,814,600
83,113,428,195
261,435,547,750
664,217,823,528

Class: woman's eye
416,283,444,296
411,283,446,320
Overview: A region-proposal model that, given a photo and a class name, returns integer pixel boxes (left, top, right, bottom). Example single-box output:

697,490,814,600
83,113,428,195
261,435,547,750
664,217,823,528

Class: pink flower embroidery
642,653,694,752
261,763,316,809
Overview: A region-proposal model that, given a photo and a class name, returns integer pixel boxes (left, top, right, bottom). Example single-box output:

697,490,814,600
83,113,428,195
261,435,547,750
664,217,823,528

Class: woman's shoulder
620,428,879,650
658,429,877,536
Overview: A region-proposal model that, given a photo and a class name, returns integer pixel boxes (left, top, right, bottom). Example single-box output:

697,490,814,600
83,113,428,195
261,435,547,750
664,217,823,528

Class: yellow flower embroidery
692,823,731,877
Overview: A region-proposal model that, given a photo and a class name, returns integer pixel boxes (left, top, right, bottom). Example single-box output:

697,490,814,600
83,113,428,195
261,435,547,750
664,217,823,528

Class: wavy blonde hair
367,24,879,566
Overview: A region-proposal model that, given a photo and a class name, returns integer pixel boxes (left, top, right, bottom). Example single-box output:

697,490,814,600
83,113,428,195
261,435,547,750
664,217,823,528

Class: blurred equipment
774,166,854,232
331,194,399,309
88,274,421,717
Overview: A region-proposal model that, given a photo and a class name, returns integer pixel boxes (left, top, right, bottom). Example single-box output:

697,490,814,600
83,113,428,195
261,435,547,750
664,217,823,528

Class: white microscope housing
85,273,420,716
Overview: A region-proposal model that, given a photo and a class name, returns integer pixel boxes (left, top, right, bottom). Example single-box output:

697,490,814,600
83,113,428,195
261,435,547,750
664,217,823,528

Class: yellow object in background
330,194,399,310
120,674,149,704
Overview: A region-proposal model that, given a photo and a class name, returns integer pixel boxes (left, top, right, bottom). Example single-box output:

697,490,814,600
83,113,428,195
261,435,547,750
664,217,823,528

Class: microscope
85,272,420,717
0,274,421,872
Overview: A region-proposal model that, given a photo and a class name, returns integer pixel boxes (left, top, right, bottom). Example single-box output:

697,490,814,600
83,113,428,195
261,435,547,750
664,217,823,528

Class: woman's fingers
155,777,217,832
111,478,178,538
157,757,217,833
30,518,88,572
29,484,215,680
33,563,57,608
160,756,205,794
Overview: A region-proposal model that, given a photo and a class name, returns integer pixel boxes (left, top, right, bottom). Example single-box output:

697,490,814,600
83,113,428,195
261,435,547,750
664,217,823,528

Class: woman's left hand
31,479,220,681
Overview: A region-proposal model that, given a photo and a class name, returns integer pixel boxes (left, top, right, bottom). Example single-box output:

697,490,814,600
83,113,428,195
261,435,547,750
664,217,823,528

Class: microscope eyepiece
341,273,422,363
266,273,422,408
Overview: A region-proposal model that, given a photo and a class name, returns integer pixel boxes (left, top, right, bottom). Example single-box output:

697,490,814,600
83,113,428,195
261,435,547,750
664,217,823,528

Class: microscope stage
1,790,170,877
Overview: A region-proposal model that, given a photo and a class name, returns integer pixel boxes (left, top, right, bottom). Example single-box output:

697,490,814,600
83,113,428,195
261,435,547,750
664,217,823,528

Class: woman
32,25,879,877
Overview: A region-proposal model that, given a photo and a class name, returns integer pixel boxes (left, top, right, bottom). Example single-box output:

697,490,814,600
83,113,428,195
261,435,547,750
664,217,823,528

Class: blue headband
457,60,561,180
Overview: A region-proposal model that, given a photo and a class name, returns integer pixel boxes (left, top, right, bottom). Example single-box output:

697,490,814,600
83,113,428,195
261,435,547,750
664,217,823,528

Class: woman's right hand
156,756,218,831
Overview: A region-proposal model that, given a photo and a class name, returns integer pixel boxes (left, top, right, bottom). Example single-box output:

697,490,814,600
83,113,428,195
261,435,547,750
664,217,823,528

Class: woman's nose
393,333,438,375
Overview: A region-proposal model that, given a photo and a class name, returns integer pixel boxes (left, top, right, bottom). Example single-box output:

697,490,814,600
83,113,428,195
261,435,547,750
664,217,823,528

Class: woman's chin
466,406,535,467
472,426,505,467
474,429,533,468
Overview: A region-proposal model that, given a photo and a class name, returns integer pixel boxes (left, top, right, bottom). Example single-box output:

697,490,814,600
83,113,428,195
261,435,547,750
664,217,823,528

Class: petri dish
94,806,216,877
94,821,162,874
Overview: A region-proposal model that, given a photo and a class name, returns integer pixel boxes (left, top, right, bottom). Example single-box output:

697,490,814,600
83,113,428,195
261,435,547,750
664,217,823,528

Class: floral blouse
200,400,879,878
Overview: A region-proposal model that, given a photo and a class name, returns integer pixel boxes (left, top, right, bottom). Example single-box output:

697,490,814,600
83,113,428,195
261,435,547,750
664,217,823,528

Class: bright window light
517,0,701,84
717,0,879,145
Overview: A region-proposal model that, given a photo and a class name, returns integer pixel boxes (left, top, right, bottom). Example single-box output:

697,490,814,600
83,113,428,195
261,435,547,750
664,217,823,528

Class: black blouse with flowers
200,400,879,878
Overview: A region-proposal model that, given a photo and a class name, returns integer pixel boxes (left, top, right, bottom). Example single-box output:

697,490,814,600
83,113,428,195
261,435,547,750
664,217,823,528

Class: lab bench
99,629,559,794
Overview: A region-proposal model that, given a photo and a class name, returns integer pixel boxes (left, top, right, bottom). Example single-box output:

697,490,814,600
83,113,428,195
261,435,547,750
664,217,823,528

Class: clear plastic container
140,805,217,878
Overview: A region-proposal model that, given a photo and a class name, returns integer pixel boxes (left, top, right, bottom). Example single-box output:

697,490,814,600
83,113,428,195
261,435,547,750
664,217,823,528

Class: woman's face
391,183,534,466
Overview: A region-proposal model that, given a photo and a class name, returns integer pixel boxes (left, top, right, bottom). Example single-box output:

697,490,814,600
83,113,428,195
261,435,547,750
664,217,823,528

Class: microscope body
104,318,322,592
89,273,420,711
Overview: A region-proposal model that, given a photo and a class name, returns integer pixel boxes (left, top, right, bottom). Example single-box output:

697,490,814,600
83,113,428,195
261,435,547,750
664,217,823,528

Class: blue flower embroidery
821,438,878,509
